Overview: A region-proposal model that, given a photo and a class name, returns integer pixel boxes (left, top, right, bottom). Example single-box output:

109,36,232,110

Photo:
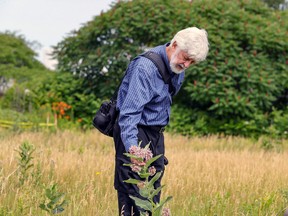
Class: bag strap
111,51,175,100
141,51,175,96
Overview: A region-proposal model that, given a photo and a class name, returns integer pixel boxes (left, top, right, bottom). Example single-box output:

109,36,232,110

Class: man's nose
183,61,191,68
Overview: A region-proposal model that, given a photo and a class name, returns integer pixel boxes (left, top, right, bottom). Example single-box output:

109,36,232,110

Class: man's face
170,48,195,74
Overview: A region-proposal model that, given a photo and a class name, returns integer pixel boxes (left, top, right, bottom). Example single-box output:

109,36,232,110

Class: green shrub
169,105,287,139
35,72,102,128
2,1,286,135
184,0,287,119
267,108,288,138
52,0,287,135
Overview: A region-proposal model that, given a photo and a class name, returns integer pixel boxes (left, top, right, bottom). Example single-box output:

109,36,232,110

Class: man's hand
131,158,145,166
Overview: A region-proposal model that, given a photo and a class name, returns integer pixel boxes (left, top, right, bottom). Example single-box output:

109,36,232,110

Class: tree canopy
0,32,43,70
52,0,288,136
0,32,48,84
0,32,54,115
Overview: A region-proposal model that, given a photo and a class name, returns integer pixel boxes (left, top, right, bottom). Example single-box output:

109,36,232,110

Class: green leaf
123,153,143,161
140,212,148,216
139,187,150,198
143,143,151,151
147,172,162,188
139,173,151,179
39,204,49,212
123,178,141,184
144,154,162,169
51,194,65,205
149,185,165,200
153,196,173,212
129,195,153,211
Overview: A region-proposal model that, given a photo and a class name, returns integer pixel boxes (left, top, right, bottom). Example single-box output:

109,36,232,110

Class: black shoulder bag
92,51,175,137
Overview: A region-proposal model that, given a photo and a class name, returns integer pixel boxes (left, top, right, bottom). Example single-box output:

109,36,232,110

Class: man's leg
137,126,165,205
117,191,140,216
113,121,142,215
113,122,165,215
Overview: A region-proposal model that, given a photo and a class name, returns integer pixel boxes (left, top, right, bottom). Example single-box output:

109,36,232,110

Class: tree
0,32,48,84
0,32,43,70
0,32,53,113
54,0,288,135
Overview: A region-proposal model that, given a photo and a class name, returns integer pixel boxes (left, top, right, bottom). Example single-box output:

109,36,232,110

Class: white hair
170,27,209,63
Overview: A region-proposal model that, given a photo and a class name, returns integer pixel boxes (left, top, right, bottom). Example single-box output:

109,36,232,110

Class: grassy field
0,129,288,215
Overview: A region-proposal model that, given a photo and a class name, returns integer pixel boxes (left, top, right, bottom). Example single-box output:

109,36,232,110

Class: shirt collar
162,42,174,75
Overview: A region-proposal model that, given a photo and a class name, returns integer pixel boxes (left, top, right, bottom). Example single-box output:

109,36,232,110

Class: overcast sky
0,0,114,67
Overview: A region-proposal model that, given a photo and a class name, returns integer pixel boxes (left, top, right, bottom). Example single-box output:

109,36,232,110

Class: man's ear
172,41,177,50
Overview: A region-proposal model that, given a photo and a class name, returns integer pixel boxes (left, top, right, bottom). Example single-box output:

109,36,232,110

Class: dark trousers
113,122,165,216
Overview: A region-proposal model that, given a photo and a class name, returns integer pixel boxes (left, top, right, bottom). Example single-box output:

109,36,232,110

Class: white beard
170,63,185,74
170,50,186,74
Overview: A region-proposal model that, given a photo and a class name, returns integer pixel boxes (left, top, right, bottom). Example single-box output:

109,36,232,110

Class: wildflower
137,181,146,189
162,208,171,216
129,145,144,157
144,149,153,161
131,164,142,173
51,101,72,119
129,145,153,163
60,109,65,115
148,166,156,176
24,89,30,95
124,144,172,216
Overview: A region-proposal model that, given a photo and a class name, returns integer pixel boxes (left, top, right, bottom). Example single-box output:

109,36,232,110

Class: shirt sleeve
117,63,156,152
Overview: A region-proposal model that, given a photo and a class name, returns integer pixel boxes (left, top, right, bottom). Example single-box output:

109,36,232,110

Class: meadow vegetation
0,1,287,215
0,129,287,215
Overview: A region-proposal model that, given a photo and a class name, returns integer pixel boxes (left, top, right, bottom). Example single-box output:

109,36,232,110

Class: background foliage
0,32,101,128
53,0,288,137
0,0,287,138
0,32,53,123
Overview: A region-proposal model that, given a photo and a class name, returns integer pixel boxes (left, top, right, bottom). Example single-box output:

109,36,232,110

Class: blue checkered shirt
117,43,185,151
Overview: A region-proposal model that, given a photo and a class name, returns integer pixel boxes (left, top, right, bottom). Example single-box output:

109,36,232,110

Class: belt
138,125,166,133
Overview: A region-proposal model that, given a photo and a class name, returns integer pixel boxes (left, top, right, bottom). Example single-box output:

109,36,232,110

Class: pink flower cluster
148,166,156,176
162,208,171,216
131,164,142,173
129,145,153,162
129,145,156,176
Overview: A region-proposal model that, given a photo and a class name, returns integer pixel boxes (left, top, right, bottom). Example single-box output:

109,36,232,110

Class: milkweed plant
123,144,172,216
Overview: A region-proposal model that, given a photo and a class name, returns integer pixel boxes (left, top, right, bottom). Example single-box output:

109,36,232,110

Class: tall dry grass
0,129,288,215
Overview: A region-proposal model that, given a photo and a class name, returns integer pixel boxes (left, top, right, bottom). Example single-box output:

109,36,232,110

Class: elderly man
113,27,209,215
